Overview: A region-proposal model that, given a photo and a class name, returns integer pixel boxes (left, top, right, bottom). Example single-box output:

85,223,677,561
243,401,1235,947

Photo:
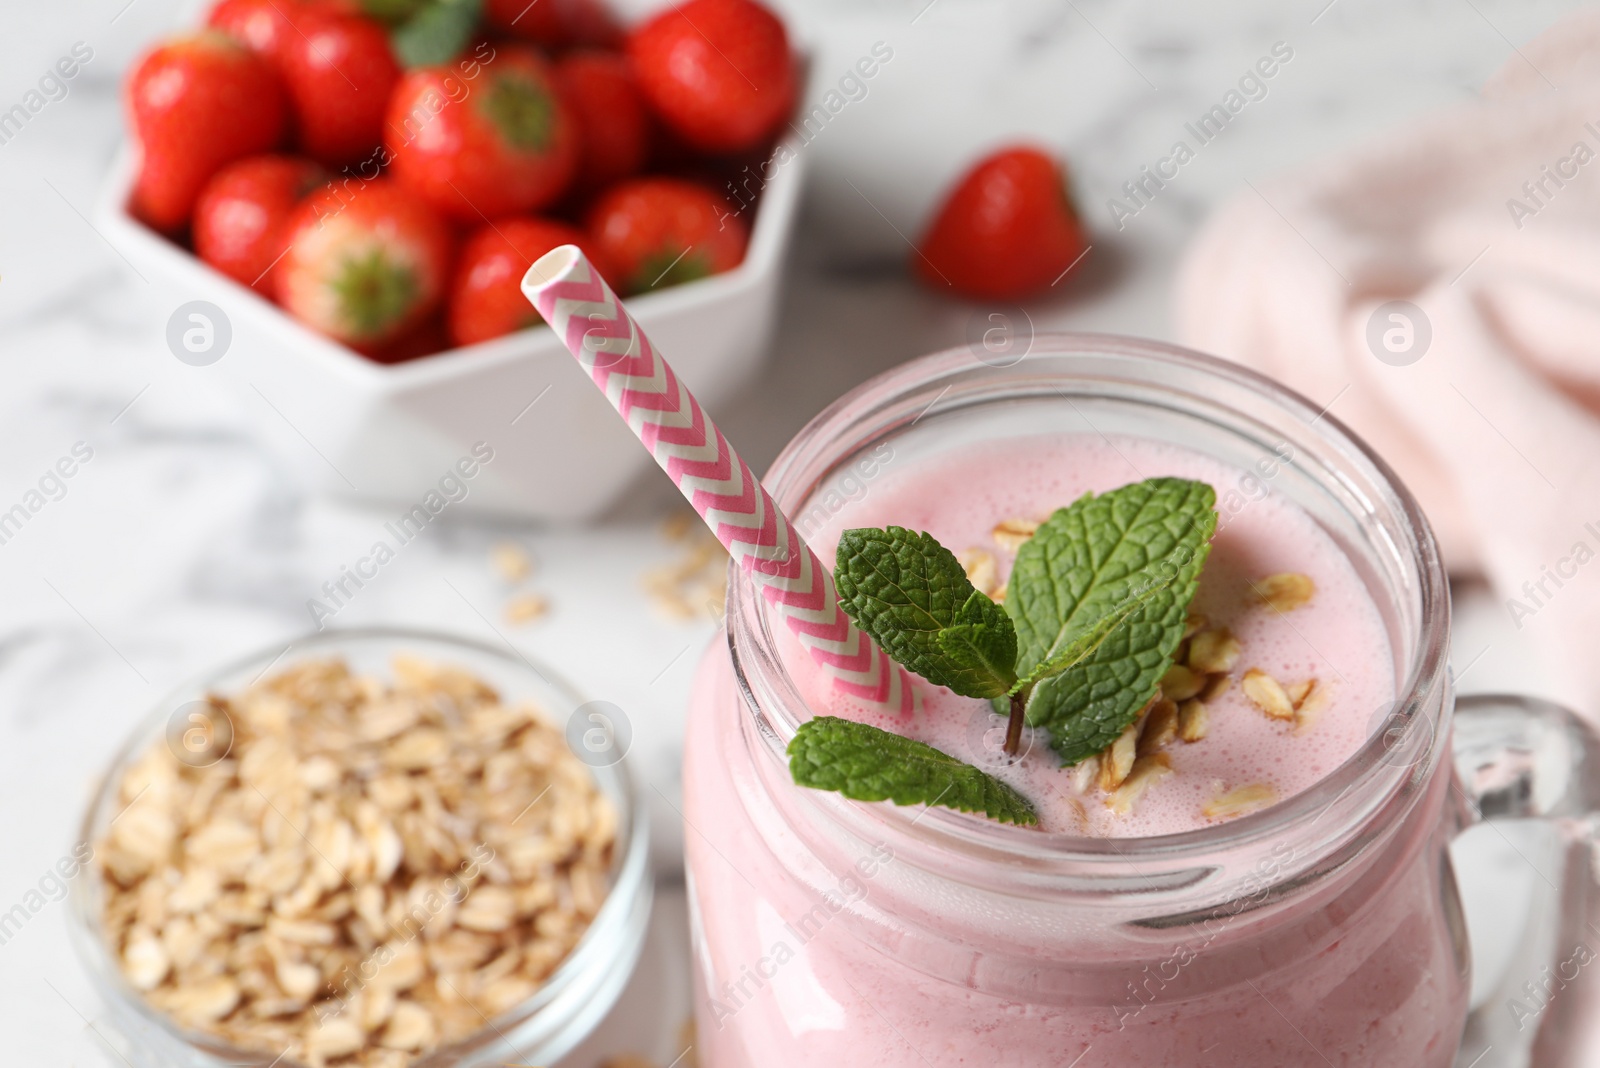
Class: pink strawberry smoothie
681,430,1468,1066
786,432,1397,836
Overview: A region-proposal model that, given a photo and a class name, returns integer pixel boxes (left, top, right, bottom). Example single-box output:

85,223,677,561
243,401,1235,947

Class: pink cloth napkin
1176,11,1600,717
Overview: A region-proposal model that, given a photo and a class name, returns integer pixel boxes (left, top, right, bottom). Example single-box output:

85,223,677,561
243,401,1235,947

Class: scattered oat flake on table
645,517,729,623
660,509,696,542
505,592,549,625
490,542,533,583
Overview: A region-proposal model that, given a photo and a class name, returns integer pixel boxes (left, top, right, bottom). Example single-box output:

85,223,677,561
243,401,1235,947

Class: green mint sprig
788,717,1037,826
1010,478,1216,764
830,527,1018,699
787,477,1217,824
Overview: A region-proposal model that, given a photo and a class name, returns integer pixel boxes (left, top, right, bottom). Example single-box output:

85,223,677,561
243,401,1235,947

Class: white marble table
0,0,1586,1064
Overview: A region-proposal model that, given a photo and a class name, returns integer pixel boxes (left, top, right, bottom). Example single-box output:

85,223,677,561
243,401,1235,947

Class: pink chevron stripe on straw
522,246,913,715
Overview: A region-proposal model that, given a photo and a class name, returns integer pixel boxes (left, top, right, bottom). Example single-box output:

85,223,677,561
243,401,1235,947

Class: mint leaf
1009,478,1217,765
788,717,1037,826
391,0,483,67
1013,586,1158,691
834,527,1017,699
1008,478,1216,674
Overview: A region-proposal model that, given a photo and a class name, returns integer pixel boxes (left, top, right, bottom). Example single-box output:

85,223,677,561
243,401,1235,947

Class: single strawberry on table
586,177,747,296
386,46,577,221
276,178,454,352
279,10,400,168
555,51,650,189
483,0,621,48
627,0,795,155
206,0,305,62
448,217,612,347
914,145,1090,301
124,32,287,232
194,154,328,293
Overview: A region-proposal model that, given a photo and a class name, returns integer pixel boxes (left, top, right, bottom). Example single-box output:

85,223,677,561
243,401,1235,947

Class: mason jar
70,627,652,1068
682,334,1600,1066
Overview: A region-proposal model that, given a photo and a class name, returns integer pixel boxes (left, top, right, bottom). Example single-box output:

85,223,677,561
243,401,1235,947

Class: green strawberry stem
635,248,712,293
333,249,418,341
481,73,555,152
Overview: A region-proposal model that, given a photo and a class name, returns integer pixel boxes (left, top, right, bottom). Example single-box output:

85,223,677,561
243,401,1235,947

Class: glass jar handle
1451,694,1600,1068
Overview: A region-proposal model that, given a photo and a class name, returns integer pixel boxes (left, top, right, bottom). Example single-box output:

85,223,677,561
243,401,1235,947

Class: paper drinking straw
522,246,913,714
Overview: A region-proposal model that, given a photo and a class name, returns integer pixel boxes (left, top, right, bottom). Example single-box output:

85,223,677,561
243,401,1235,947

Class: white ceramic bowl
95,137,803,521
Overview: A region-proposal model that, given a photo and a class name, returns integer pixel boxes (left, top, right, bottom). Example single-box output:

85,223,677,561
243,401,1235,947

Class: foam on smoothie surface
783,432,1396,837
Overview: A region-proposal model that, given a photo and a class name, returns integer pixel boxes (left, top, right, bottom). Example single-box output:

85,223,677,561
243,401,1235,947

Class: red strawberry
483,0,621,48
627,0,794,155
369,314,450,364
555,51,650,189
194,154,328,293
914,146,1090,301
279,11,400,168
125,33,287,232
386,47,577,222
586,177,746,296
448,217,612,346
206,0,305,61
276,178,455,351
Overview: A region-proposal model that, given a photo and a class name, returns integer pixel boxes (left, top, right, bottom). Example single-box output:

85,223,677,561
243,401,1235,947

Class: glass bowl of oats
69,627,651,1068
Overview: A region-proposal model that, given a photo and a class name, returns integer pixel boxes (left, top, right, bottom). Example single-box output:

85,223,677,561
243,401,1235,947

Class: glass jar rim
728,332,1451,870
69,625,652,1067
